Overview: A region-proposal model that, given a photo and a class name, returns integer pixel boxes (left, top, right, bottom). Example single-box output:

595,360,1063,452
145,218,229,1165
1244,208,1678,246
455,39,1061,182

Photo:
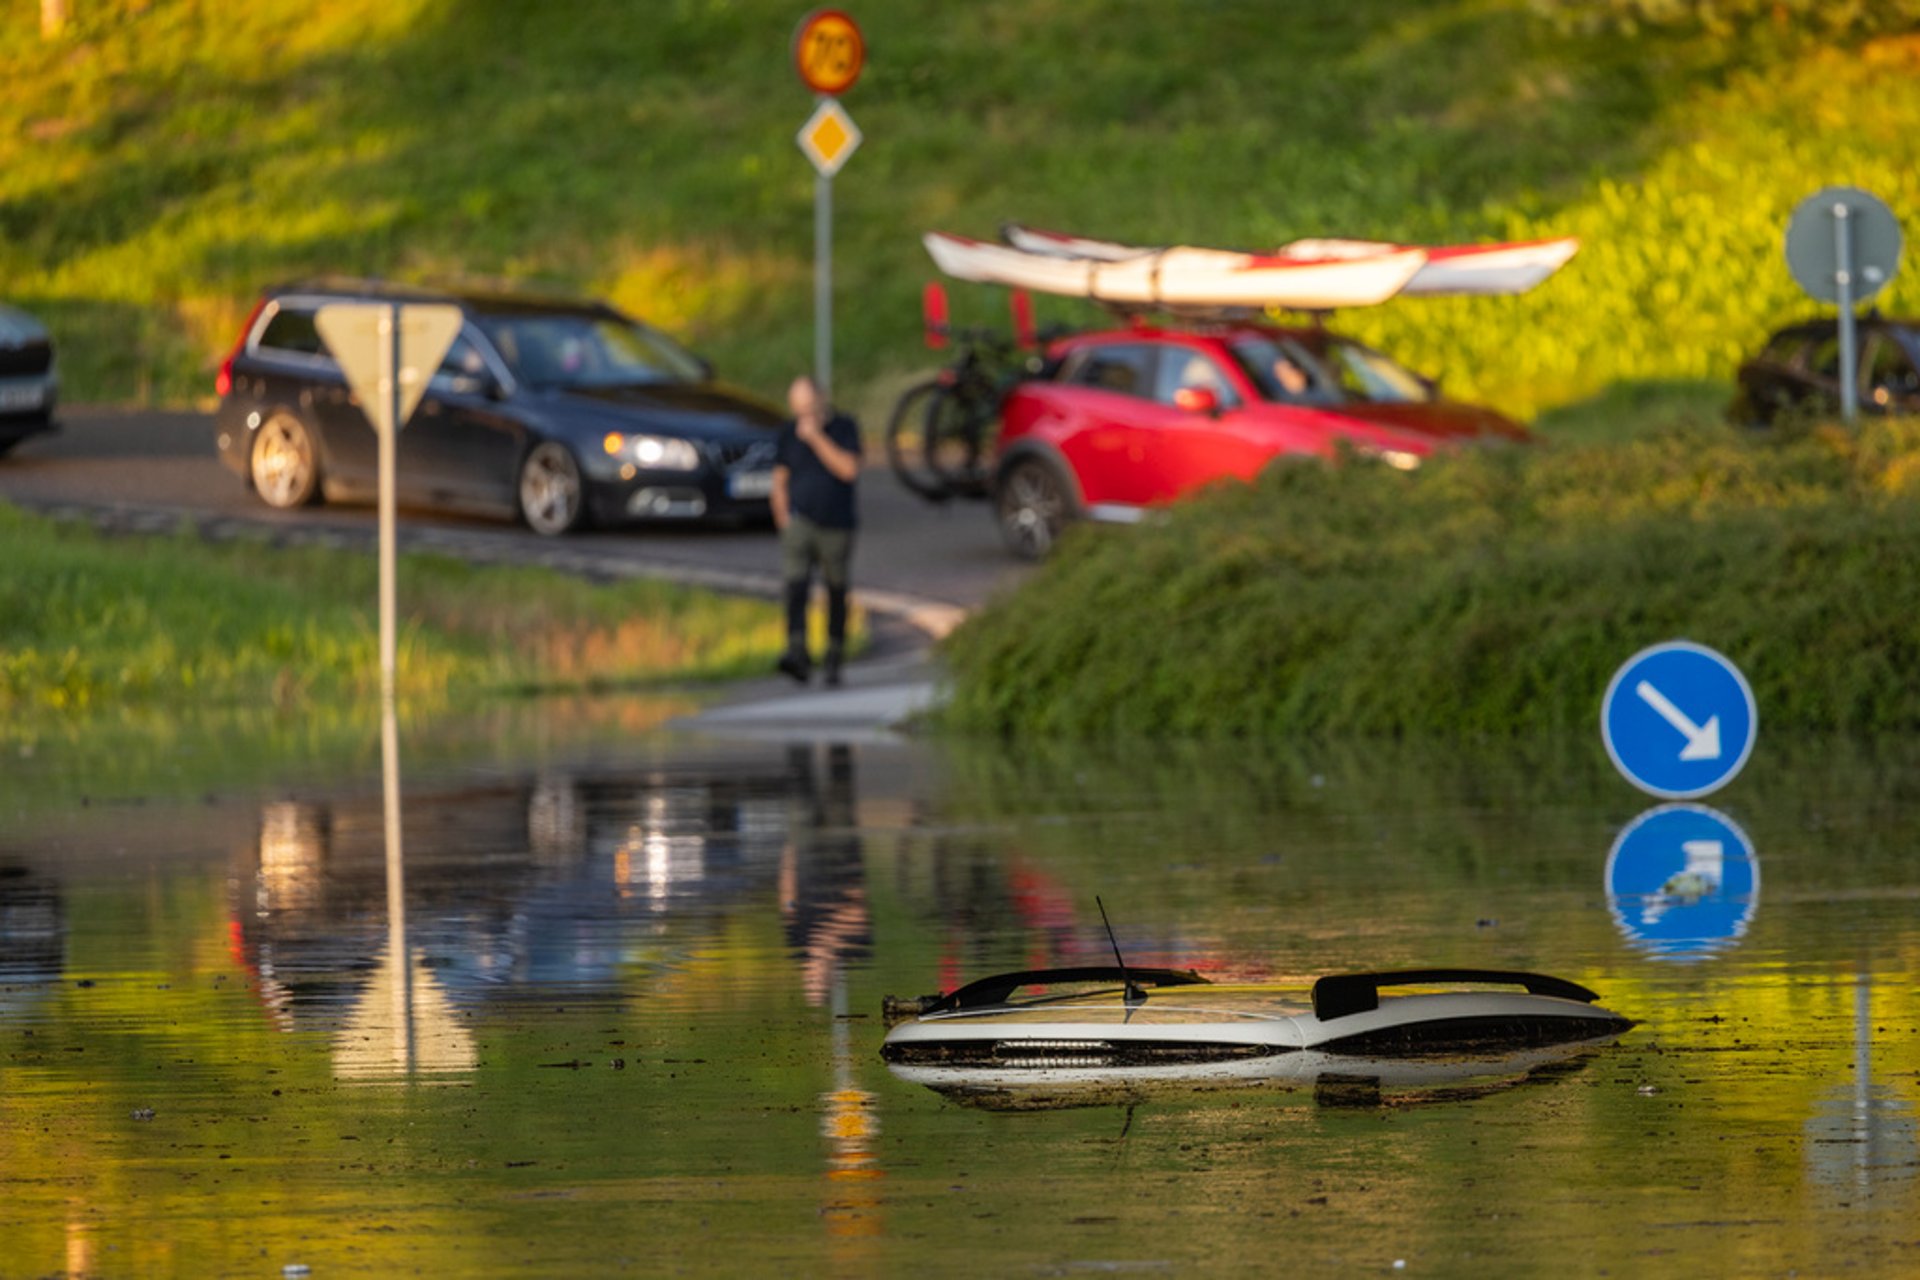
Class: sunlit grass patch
5,1,1920,424
0,505,789,715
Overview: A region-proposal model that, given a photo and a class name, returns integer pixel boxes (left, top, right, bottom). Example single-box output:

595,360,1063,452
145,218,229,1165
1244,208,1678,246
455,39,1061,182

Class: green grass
0,503,787,714
939,418,1920,738
3,2,1919,428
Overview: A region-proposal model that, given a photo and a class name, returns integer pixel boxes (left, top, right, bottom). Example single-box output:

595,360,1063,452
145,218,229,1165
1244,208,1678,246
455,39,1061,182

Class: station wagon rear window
255,308,325,358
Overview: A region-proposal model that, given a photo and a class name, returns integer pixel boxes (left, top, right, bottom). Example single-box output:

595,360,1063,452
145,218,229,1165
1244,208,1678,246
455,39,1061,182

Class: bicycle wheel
886,378,954,501
925,383,995,499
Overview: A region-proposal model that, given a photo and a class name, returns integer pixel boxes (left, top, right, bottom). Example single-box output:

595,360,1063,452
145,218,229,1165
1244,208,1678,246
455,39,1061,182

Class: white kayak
880,966,1632,1068
999,223,1579,300
922,230,1428,311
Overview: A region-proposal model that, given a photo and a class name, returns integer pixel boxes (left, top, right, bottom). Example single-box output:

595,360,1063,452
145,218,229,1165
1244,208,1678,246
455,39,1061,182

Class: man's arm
798,420,861,483
770,465,791,530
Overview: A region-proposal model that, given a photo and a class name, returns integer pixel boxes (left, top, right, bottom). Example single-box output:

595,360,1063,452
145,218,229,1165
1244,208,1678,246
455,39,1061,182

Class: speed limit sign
793,9,864,96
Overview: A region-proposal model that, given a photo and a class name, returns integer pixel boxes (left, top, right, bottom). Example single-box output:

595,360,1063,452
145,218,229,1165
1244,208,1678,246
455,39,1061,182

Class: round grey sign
1786,187,1903,304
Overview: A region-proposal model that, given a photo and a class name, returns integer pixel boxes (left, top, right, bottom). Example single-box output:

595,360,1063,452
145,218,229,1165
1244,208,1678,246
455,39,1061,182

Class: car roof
264,276,621,319
1768,314,1920,340
1054,322,1333,348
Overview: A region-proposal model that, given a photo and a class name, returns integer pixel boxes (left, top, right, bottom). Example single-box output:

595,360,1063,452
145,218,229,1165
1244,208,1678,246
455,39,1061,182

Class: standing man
770,374,862,686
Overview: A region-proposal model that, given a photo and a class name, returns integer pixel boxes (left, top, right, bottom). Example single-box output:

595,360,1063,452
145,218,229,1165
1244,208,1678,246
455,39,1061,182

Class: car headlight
1355,444,1422,471
603,432,701,471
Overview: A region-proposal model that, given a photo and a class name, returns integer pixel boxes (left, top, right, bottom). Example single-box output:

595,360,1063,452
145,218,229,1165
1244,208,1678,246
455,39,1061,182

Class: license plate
728,469,773,499
0,383,44,411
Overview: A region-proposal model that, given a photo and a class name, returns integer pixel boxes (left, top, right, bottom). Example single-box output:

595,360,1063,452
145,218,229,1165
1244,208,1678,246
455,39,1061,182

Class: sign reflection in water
231,741,847,1075
1604,804,1760,958
1807,974,1919,1201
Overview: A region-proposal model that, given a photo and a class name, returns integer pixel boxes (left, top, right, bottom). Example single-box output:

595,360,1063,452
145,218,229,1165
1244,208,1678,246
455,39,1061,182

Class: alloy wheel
998,460,1068,560
251,413,319,508
519,443,585,536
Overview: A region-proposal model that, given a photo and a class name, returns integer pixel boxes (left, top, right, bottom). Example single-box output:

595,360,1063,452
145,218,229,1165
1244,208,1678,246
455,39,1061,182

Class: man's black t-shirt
776,412,862,530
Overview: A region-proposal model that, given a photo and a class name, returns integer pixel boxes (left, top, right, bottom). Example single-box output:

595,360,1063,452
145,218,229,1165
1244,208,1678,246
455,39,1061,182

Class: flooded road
3,719,1917,1276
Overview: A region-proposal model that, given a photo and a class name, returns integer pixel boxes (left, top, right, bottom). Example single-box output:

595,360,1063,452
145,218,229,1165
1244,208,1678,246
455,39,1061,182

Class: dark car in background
0,302,59,457
1731,315,1920,426
214,281,782,534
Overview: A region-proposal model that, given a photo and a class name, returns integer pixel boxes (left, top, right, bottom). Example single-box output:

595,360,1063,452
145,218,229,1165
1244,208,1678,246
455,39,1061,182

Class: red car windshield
1228,335,1433,405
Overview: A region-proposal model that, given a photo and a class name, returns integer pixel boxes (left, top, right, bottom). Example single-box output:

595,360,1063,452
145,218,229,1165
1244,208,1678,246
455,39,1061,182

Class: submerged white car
0,302,58,457
882,964,1633,1107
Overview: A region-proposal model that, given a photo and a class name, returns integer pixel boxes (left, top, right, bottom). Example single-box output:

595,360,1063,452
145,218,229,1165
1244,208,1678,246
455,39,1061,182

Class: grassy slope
940,419,1920,738
3,2,1919,427
0,504,786,713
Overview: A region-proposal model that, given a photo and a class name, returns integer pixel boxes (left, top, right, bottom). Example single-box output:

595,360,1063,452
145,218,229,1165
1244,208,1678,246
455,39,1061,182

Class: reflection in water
6,732,1920,1275
231,748,841,1026
821,977,883,1252
0,866,63,1014
889,1039,1619,1113
782,744,869,1007
1807,974,1919,1201
1604,805,1761,959
332,943,477,1082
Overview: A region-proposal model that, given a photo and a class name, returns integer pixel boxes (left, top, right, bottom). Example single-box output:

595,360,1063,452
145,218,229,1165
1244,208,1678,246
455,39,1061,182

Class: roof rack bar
922,966,1211,1014
1311,969,1601,1021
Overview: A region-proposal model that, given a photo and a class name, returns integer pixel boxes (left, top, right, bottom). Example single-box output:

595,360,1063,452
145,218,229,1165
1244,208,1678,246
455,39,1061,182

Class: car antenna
1096,895,1146,1005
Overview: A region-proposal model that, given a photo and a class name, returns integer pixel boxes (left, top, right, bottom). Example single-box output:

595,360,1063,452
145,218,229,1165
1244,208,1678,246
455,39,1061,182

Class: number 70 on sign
793,8,865,96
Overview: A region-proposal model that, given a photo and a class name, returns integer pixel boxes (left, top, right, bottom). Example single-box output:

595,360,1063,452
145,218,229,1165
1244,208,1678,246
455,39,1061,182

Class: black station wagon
214,281,782,535
1731,315,1920,426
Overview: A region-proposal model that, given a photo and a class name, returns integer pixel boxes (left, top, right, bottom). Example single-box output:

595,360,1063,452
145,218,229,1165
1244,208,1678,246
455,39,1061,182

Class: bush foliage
1534,0,1920,39
940,419,1920,738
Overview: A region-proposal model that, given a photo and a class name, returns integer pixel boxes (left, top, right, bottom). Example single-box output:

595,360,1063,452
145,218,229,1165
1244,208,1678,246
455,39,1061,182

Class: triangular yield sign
315,302,465,435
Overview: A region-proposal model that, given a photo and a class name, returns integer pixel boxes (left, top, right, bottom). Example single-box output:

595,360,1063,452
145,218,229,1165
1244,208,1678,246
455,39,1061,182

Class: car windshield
475,312,705,390
1230,335,1433,404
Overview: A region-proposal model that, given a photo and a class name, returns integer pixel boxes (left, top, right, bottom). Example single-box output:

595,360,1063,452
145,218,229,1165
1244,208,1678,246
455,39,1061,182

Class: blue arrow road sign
1605,804,1760,957
1601,641,1757,798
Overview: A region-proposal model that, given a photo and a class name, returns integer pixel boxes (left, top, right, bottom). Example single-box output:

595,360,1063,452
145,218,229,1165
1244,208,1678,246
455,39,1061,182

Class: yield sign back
315,303,464,436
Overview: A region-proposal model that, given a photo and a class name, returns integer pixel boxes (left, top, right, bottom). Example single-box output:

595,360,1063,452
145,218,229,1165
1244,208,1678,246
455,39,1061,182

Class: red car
992,323,1528,558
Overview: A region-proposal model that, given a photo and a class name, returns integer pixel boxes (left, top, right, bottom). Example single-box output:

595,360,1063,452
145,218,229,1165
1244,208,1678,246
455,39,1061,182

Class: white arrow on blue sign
1601,640,1757,798
1604,804,1760,957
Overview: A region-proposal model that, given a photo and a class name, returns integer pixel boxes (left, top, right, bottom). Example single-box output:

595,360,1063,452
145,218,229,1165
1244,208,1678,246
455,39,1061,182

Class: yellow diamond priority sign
798,98,861,178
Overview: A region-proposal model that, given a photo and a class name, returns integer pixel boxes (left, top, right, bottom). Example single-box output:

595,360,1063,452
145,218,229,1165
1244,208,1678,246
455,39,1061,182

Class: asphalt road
0,408,1029,633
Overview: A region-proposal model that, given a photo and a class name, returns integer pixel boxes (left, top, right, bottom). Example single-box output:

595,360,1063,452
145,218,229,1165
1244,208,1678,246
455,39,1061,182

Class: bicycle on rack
887,286,1063,503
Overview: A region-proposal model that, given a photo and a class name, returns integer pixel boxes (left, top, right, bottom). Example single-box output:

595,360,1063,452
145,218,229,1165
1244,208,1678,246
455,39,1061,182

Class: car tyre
996,456,1076,561
250,411,323,509
518,441,589,536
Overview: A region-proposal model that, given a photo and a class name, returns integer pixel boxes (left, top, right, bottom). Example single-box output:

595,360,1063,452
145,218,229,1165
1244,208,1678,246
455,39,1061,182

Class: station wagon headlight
603,432,701,470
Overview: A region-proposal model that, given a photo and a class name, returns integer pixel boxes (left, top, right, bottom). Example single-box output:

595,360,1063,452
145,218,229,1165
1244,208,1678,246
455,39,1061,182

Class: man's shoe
776,648,813,684
823,647,844,688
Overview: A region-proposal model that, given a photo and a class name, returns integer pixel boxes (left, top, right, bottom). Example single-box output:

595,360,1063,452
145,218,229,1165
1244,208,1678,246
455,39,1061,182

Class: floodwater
2,714,1917,1277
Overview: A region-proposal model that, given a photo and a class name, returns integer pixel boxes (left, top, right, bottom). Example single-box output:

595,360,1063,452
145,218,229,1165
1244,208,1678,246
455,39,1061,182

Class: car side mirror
1174,386,1221,416
446,371,504,400
696,356,716,382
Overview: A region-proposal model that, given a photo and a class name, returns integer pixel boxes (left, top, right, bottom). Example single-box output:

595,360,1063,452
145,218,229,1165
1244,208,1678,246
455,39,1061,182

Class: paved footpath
2,407,1030,734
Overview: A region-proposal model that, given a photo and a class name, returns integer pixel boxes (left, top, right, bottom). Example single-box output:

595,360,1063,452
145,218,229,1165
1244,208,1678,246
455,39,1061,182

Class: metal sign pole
377,302,411,1062
379,303,400,703
1834,202,1858,423
815,166,833,397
